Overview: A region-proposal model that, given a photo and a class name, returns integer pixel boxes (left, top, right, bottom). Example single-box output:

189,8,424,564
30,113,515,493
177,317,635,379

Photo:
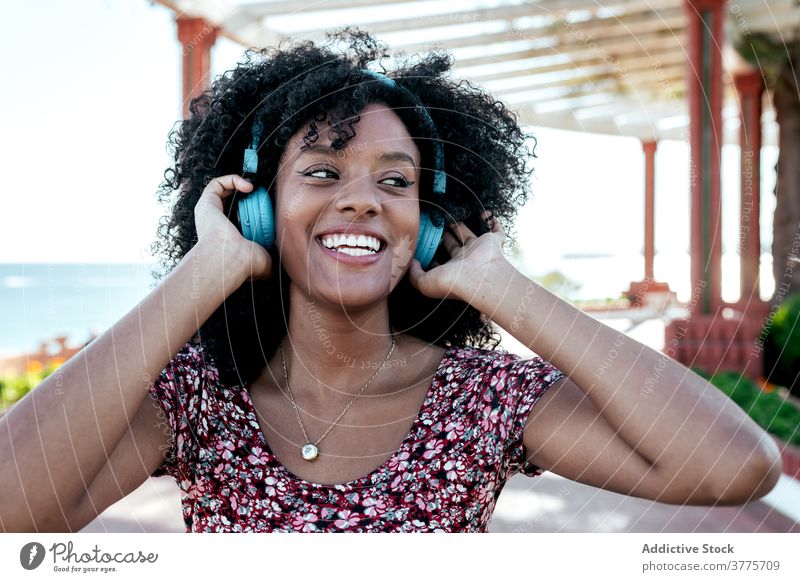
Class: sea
0,253,775,358
0,263,160,358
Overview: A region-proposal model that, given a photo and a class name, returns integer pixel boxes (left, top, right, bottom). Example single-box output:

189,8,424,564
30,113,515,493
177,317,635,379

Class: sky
0,0,778,302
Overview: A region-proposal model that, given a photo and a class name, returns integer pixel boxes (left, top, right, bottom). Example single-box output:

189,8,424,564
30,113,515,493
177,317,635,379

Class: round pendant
301,443,319,461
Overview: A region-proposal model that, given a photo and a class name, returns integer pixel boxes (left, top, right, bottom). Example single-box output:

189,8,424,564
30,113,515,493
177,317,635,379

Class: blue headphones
236,68,446,269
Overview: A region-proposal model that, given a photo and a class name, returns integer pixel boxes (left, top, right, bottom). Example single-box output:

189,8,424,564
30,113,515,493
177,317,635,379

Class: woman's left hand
408,210,511,301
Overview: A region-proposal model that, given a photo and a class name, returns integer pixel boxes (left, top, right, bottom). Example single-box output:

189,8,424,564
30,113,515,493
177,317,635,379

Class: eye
299,166,338,180
381,175,415,188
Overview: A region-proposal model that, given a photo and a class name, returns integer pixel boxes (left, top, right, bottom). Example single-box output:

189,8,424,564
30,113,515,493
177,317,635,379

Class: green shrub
763,292,800,394
695,368,800,445
0,364,60,413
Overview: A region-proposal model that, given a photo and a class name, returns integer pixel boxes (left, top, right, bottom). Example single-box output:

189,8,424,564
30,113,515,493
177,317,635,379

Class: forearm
0,236,248,531
465,260,781,485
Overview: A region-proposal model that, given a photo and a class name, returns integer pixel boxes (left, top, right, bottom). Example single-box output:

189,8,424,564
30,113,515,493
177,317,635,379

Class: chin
311,283,392,310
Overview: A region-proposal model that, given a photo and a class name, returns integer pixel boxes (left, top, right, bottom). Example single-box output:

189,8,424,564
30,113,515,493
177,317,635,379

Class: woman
0,29,781,533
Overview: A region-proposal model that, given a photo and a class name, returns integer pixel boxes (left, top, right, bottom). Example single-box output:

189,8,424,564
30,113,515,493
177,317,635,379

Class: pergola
150,0,800,380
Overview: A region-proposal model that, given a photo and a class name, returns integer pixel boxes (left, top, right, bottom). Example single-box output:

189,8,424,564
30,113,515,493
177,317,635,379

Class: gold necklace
278,332,397,462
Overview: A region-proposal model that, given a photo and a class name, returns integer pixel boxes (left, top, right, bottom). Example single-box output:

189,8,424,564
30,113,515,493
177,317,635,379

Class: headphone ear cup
237,186,275,249
414,212,444,269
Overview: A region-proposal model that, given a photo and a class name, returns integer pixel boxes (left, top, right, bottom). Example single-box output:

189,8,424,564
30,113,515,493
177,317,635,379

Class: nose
333,173,383,218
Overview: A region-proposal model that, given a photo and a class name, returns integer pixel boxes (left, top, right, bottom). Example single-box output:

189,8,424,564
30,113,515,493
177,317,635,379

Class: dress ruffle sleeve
487,351,566,480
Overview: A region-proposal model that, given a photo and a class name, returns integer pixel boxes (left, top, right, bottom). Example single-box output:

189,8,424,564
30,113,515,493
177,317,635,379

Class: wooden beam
392,0,683,51
501,71,685,109
473,50,686,97
451,14,684,69
489,6,684,52
459,43,687,85
231,0,680,24
457,34,686,83
466,47,683,84
533,92,619,114
528,110,665,138
221,0,428,31
154,0,746,143
285,3,535,36
508,72,685,102
280,0,678,36
229,0,421,20
456,26,686,72
566,98,685,124
731,8,800,36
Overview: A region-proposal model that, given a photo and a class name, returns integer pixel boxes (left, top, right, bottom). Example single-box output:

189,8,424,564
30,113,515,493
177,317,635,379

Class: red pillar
624,141,672,309
665,0,764,380
643,140,657,281
176,16,219,118
733,70,764,305
686,0,724,315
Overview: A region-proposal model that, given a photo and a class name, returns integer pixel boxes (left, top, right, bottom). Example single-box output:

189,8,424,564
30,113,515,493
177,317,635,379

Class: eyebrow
298,144,418,166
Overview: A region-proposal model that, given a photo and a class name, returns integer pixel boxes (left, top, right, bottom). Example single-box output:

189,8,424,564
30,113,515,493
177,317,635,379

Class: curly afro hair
149,28,537,388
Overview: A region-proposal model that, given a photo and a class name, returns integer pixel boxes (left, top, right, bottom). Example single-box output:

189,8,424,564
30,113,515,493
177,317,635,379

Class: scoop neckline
240,345,457,489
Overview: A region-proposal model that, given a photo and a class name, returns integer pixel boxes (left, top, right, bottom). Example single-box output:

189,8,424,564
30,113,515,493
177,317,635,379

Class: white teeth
319,233,381,252
337,247,373,257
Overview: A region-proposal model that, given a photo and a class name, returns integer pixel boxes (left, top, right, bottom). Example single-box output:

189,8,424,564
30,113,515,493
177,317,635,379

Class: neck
278,284,402,402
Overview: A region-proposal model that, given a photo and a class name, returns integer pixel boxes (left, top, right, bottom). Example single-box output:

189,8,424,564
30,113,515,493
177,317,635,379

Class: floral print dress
148,335,566,532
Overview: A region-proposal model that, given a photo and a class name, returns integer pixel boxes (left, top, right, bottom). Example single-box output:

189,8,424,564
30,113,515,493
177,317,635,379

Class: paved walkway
490,473,799,533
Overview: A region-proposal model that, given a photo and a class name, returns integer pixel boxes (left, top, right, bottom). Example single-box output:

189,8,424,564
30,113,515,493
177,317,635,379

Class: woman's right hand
194,174,272,282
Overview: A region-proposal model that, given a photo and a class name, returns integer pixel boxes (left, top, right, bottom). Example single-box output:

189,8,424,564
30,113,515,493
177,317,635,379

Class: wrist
191,235,251,293
464,261,556,334
455,257,517,307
